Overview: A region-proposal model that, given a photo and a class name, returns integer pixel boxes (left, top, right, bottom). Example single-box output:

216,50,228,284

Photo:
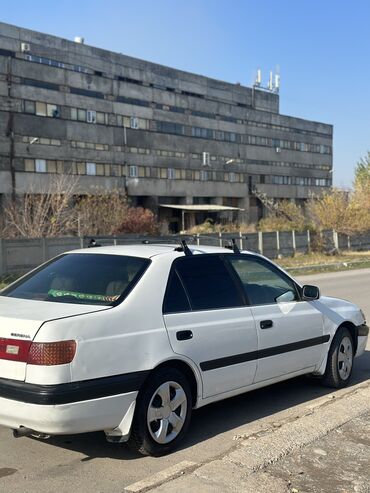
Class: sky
2,0,370,187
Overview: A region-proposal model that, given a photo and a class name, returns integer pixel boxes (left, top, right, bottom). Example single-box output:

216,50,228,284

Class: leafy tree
354,151,370,189
258,200,308,232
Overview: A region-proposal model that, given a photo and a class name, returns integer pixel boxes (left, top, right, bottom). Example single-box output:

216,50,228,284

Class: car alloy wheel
147,380,187,444
337,335,353,380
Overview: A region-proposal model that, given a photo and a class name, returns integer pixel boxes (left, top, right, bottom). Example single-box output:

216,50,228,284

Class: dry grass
277,250,370,268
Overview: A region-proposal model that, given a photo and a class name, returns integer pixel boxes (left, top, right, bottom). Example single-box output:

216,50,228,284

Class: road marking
125,460,196,492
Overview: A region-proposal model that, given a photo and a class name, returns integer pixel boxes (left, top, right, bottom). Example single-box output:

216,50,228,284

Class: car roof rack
87,238,101,248
225,238,240,254
174,239,193,256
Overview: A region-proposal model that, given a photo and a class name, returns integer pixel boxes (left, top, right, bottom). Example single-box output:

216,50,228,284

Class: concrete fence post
219,231,222,247
239,231,243,250
347,235,351,250
276,230,280,256
292,230,296,255
333,230,339,250
307,229,311,253
79,236,84,249
196,234,200,246
258,231,263,255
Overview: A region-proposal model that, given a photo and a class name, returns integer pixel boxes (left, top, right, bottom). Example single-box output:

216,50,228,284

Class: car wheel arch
143,359,200,407
335,321,358,353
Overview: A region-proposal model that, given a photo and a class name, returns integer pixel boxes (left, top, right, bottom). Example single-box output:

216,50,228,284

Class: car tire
322,327,354,388
128,367,192,456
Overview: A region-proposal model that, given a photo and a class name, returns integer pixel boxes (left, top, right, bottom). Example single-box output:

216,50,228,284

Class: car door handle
260,320,273,329
176,330,193,341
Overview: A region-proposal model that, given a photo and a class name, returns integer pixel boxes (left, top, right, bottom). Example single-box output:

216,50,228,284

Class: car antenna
174,239,193,256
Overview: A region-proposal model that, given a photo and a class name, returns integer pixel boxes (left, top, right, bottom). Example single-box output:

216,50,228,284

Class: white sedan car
0,243,368,456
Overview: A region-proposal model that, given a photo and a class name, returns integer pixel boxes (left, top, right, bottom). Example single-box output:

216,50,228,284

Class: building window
167,168,175,180
78,109,87,122
130,117,139,129
96,112,106,124
129,165,138,178
200,170,209,181
47,104,60,118
87,110,97,123
35,102,47,116
157,121,185,135
86,162,97,175
202,152,210,166
35,159,47,173
24,100,36,114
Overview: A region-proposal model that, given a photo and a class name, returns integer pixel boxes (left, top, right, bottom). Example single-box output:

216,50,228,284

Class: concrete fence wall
1,230,370,276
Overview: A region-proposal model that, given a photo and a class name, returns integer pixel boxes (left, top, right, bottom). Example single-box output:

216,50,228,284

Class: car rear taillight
0,338,31,362
0,338,76,365
27,341,76,365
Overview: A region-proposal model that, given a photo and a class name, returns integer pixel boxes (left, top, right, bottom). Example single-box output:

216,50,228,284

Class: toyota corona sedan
0,242,368,456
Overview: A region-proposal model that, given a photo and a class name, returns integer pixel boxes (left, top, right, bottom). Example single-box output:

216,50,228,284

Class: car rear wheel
128,367,192,456
322,327,354,388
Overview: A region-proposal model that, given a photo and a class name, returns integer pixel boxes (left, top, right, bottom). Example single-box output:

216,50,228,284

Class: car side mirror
302,285,320,301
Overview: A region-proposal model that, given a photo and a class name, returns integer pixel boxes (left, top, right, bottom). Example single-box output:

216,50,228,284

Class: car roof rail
174,239,193,256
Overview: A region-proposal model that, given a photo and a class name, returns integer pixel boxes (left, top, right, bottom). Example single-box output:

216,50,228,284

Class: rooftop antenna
274,64,280,93
268,71,273,91
255,68,262,86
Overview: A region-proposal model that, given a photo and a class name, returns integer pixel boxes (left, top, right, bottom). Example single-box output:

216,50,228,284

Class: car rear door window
227,256,299,305
174,255,244,311
163,270,191,313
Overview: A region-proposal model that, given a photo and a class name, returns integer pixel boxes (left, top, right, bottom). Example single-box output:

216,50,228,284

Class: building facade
0,22,333,230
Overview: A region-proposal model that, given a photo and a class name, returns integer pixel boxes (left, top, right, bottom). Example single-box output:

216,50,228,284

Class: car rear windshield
1,253,150,306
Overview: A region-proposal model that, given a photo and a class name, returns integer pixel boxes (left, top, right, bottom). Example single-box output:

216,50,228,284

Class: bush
115,207,160,234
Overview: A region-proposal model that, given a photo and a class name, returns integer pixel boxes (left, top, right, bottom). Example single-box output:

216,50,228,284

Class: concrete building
0,22,333,231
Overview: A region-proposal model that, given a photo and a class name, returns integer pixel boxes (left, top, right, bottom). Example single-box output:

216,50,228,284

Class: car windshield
1,253,150,306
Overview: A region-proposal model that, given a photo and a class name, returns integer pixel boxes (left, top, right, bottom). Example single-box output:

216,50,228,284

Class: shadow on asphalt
35,350,370,461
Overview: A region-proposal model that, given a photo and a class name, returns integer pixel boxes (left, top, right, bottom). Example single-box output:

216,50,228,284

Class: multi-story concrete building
0,22,333,231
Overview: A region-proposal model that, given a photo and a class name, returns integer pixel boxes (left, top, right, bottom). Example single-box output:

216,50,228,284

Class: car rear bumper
0,391,138,435
0,370,150,436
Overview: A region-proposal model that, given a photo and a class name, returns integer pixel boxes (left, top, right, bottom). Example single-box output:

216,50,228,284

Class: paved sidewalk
131,382,370,493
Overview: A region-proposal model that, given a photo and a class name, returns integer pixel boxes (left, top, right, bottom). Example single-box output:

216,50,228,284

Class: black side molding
200,335,331,372
0,370,150,405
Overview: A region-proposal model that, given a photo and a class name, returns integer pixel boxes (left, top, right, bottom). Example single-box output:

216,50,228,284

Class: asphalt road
0,268,369,493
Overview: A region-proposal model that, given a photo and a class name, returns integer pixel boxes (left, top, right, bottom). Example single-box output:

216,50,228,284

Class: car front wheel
322,327,354,388
128,367,192,456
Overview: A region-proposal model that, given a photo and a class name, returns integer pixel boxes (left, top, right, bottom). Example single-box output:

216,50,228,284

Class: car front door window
227,257,299,306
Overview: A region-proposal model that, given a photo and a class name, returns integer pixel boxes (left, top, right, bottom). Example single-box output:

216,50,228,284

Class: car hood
0,295,110,341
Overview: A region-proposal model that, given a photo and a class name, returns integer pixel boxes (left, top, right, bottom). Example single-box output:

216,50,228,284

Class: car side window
174,255,244,311
228,256,299,306
163,270,191,314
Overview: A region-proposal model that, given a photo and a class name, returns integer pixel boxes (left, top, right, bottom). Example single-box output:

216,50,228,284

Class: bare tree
1,174,78,238
74,190,128,236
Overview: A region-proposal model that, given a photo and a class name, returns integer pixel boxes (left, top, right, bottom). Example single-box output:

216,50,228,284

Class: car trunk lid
0,296,109,381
